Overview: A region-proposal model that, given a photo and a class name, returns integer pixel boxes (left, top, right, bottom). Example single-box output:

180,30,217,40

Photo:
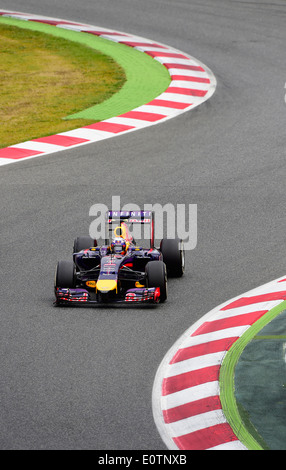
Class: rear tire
145,260,167,302
73,236,97,253
55,260,76,289
160,238,185,277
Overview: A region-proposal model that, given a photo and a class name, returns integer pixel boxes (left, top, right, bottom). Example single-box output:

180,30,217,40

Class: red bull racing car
54,210,184,306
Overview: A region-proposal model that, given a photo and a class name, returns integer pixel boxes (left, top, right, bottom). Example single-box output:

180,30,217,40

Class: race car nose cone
96,279,117,293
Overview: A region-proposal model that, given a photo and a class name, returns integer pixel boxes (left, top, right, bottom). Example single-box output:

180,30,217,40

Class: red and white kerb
0,10,216,166
152,276,286,450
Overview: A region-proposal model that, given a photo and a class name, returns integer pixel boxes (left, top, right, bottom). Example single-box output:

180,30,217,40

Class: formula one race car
54,210,184,306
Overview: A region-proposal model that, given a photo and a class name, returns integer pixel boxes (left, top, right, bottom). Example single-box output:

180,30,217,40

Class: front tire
55,260,76,289
145,260,167,302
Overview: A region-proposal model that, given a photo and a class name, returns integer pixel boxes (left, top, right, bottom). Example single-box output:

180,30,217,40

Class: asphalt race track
1,0,286,450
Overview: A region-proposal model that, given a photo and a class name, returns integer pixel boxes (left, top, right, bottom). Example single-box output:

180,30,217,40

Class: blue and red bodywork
54,210,173,306
55,245,162,305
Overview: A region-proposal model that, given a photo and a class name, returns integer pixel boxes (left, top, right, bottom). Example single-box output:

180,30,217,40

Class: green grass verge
0,16,170,144
219,299,286,450
0,21,126,147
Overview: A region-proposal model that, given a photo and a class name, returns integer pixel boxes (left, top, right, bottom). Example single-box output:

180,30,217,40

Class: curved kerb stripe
152,276,286,450
0,10,216,166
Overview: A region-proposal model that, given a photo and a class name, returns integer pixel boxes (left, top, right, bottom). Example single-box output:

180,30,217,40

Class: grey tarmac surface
1,0,286,449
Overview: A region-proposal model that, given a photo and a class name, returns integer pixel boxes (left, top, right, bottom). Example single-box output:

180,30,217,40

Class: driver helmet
111,237,127,255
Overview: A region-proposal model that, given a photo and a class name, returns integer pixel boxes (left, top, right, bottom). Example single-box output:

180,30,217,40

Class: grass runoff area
220,300,286,450
0,17,171,148
235,308,286,450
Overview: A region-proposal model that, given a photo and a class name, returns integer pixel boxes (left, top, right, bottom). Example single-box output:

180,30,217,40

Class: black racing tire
73,236,97,253
55,260,76,289
145,260,167,303
160,238,185,277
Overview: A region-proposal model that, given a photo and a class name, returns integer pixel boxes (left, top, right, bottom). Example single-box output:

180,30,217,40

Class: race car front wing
54,287,161,306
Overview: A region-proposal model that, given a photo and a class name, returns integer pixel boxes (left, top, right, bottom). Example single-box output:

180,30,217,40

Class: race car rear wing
105,210,155,248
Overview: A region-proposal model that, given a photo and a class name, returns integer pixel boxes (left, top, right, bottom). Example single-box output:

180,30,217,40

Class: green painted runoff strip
0,16,171,122
219,299,286,450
